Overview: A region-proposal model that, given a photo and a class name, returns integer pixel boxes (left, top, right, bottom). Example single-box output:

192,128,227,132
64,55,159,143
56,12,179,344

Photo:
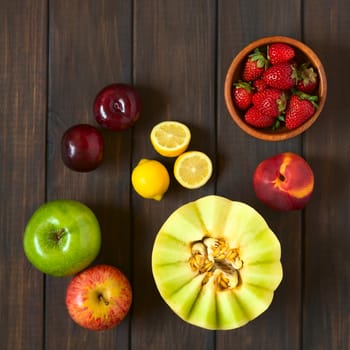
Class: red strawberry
242,48,267,81
268,43,295,64
297,63,318,93
285,93,318,130
253,78,267,92
233,81,253,110
244,106,275,128
252,88,287,117
262,62,298,90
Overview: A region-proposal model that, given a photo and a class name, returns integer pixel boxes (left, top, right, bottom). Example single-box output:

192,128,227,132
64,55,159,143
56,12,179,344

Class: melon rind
151,195,283,330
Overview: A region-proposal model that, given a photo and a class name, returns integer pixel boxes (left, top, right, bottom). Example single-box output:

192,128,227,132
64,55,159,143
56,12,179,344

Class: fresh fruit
242,48,267,81
66,264,132,331
252,88,286,118
61,124,104,172
173,151,213,189
285,93,318,130
131,159,170,200
252,78,267,92
93,83,141,131
253,152,314,211
232,81,253,110
297,63,318,93
150,121,191,157
151,195,283,330
267,43,295,64
230,41,322,132
23,200,101,276
244,106,275,128
262,62,298,90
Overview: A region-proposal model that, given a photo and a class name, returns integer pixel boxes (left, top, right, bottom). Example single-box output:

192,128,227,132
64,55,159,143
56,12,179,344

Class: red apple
65,264,132,331
253,152,314,211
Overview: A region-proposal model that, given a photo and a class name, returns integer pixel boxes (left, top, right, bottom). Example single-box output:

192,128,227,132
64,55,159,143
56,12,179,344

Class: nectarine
253,152,314,211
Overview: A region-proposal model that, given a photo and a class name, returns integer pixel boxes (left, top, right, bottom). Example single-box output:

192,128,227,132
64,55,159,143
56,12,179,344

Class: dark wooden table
1,1,349,349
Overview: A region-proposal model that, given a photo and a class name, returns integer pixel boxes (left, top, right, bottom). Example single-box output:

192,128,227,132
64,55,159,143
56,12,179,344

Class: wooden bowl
224,36,327,141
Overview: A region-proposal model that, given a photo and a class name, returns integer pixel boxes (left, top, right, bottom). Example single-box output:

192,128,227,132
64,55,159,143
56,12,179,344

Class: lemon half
174,151,213,189
150,121,191,157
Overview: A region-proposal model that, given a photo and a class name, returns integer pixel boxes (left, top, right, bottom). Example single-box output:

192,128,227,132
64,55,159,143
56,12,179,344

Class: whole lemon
131,159,170,200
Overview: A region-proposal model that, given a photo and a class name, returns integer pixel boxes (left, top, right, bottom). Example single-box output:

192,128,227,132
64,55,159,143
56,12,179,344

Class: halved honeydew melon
240,261,283,290
151,195,283,330
151,261,197,298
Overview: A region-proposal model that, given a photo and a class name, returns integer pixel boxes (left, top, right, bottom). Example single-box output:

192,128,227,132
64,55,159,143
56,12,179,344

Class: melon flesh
151,195,283,330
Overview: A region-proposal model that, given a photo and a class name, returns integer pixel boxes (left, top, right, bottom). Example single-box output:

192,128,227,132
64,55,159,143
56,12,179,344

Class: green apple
23,199,101,277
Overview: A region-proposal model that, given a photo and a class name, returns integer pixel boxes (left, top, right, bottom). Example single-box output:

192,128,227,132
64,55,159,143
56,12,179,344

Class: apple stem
98,294,109,306
55,228,65,241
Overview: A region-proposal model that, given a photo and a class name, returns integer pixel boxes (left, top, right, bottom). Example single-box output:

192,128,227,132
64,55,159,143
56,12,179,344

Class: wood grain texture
216,1,302,349
132,1,216,349
303,0,350,349
0,1,47,349
46,1,133,349
1,0,350,349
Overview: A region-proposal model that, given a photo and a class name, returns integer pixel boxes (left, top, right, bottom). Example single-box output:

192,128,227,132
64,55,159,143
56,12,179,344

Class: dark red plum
61,124,104,172
93,83,141,131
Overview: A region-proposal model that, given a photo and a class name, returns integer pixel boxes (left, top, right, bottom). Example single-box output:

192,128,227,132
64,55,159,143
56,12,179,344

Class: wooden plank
217,1,302,349
303,0,350,349
46,1,133,348
2,1,348,349
132,1,217,349
0,1,47,349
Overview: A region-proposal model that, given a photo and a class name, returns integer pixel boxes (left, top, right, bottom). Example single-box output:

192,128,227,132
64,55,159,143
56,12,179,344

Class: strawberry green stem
293,90,319,108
